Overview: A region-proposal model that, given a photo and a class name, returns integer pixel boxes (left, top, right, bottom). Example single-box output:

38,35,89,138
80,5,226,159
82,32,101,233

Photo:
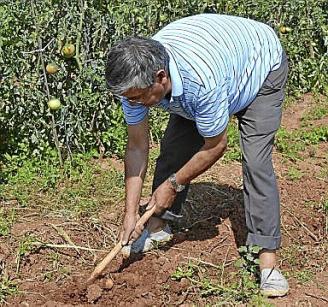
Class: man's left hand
147,179,177,215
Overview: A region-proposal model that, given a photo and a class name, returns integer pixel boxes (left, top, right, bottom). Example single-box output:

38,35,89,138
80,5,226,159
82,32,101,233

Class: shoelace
260,267,275,288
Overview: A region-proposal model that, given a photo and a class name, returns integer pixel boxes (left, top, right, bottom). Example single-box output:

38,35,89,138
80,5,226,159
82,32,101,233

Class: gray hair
105,37,169,95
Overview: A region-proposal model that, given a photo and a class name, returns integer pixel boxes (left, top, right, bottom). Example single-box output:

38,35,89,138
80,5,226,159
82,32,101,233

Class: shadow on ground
118,182,247,271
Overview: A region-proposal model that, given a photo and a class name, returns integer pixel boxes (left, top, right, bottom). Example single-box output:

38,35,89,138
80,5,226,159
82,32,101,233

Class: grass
224,120,241,163
0,275,18,304
275,126,328,161
287,166,303,181
0,208,15,237
1,153,125,218
293,270,314,284
301,98,328,123
281,244,306,267
170,246,272,305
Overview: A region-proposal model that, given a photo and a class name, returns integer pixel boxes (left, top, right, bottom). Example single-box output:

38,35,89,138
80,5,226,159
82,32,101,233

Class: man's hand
147,179,177,215
120,211,145,245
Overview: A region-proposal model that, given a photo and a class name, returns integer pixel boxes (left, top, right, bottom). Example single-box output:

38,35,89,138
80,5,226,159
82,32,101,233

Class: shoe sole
260,288,289,297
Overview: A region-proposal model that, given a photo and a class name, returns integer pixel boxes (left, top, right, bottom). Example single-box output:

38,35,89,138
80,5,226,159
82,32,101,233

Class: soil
1,94,327,306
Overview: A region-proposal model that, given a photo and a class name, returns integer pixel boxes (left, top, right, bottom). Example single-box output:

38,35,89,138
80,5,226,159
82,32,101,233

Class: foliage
170,255,271,305
224,119,241,162
0,208,15,237
287,166,303,181
0,275,18,304
236,245,261,275
1,150,125,217
276,125,328,160
0,0,327,165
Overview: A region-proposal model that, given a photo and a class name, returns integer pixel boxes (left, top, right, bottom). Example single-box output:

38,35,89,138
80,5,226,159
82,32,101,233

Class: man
105,14,289,297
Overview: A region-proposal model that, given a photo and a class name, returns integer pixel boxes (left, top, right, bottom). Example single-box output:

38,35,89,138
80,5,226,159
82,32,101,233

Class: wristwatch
168,173,186,192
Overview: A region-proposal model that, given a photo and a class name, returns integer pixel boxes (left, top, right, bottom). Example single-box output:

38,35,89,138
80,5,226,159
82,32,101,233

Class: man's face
122,70,171,107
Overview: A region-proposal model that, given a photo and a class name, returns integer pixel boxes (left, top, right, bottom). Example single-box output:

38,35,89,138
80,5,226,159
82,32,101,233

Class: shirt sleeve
195,84,229,137
121,98,148,125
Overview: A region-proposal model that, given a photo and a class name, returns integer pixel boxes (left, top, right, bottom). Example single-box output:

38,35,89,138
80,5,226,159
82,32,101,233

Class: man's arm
148,128,228,214
176,128,227,185
121,116,149,244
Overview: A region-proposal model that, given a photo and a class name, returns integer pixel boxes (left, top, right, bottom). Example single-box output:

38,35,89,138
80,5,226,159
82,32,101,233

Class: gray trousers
152,53,289,250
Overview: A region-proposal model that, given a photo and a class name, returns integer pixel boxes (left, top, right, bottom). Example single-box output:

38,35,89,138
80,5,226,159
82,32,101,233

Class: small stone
104,278,114,290
86,284,103,303
180,278,189,289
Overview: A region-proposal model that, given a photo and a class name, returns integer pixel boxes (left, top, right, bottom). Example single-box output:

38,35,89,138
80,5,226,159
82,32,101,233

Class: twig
282,204,319,241
50,223,81,255
75,0,86,71
220,245,231,285
31,242,106,252
188,276,238,295
281,218,293,239
175,288,191,305
183,256,221,270
185,216,215,229
305,292,328,303
209,235,228,253
207,185,228,196
22,38,55,55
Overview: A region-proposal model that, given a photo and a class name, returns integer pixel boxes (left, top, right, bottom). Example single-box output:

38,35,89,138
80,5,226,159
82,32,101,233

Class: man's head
105,37,171,107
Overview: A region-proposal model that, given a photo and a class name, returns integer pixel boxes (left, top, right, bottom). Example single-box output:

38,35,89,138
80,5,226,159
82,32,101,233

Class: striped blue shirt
122,14,283,137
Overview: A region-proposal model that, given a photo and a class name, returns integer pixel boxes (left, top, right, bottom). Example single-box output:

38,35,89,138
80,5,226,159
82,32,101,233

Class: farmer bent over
105,14,289,297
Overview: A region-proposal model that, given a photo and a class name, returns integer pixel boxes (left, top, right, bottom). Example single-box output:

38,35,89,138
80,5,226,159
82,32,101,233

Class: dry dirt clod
86,284,103,303
180,278,189,289
104,278,114,290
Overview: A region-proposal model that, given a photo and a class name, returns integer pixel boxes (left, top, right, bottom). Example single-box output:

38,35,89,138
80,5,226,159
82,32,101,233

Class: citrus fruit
61,43,75,58
48,98,61,111
279,26,287,34
46,63,59,74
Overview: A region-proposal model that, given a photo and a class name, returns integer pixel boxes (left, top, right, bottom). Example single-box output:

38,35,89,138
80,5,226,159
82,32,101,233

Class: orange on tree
61,43,75,58
48,98,61,111
279,26,292,34
46,63,59,74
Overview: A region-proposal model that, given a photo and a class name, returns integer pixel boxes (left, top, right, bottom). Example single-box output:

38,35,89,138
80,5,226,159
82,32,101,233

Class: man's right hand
120,211,145,246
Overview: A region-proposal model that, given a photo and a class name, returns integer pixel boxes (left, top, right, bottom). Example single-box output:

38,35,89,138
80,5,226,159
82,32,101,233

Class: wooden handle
86,206,156,284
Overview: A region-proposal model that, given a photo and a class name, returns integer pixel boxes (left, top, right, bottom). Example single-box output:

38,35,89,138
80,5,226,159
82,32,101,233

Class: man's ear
155,69,168,84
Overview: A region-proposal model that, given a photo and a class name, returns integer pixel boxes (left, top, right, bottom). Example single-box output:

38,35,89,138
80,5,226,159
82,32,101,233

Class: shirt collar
166,47,183,98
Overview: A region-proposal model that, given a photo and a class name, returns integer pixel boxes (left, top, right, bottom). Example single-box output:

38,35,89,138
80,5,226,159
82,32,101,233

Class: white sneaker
121,225,173,258
260,268,289,297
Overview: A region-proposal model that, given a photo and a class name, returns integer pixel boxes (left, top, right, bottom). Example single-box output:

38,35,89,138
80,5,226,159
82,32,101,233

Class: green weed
287,166,303,181
293,270,314,284
275,126,328,161
171,262,196,281
1,152,125,218
16,235,41,273
0,208,16,237
236,245,261,275
302,100,328,122
224,120,241,162
171,251,270,305
281,244,305,267
323,199,328,212
0,275,18,304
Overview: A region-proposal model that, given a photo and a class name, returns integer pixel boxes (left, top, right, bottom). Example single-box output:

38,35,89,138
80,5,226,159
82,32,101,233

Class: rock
104,278,114,290
180,278,189,289
86,284,103,303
